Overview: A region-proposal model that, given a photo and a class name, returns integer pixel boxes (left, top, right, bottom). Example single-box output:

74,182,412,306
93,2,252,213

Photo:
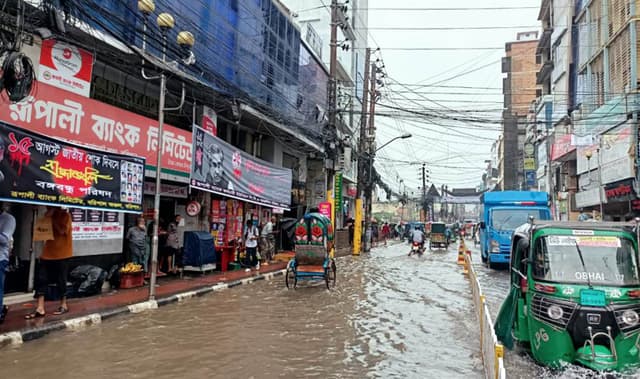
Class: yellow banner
524,158,536,170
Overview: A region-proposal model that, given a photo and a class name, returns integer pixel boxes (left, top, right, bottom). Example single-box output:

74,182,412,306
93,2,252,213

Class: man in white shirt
410,227,425,256
260,216,276,264
244,219,259,270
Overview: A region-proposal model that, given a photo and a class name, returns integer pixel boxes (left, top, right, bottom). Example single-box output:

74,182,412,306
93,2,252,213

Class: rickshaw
495,219,640,372
429,222,448,250
286,212,337,289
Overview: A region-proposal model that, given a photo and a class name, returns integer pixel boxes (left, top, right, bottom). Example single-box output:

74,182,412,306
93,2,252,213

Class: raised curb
0,269,286,348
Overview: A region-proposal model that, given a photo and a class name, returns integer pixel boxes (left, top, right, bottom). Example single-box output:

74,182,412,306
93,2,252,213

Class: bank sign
0,83,191,180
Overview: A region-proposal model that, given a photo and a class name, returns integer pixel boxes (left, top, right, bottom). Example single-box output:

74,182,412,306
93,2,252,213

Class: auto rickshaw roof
522,220,637,234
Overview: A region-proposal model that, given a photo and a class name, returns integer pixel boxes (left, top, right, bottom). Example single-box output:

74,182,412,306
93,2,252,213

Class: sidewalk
0,262,287,347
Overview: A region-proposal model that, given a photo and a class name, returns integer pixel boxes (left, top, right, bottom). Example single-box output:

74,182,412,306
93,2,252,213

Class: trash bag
107,264,121,289
68,265,107,297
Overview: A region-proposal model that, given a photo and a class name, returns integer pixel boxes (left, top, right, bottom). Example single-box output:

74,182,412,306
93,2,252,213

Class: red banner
0,83,191,176
550,134,576,161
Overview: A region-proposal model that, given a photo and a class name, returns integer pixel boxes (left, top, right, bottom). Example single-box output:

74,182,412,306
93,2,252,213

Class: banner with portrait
0,120,144,213
190,125,292,209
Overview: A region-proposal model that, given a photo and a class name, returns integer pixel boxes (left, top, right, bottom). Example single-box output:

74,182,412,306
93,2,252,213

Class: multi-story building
534,0,578,221
501,31,541,190
279,0,368,224
572,0,640,220
0,1,336,298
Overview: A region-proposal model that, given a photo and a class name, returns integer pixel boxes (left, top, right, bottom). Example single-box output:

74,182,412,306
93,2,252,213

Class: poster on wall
0,120,144,213
69,208,123,240
190,125,292,209
38,39,94,97
202,106,218,135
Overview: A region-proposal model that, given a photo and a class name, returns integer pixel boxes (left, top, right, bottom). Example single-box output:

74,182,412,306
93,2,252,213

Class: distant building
500,31,541,190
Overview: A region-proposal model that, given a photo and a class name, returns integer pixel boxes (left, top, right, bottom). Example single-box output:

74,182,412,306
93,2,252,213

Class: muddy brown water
0,242,484,379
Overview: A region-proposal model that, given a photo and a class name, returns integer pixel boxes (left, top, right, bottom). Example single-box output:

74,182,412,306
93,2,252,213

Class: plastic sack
69,265,107,297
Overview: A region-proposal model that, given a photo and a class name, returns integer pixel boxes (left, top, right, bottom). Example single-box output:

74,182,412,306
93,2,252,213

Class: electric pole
327,0,339,216
354,47,371,255
363,60,377,252
421,164,427,222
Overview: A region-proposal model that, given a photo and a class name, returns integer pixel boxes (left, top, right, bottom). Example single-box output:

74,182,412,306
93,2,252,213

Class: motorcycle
408,241,424,257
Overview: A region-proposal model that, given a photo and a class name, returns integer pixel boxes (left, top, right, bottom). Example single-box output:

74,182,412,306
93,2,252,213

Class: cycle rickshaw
285,212,336,289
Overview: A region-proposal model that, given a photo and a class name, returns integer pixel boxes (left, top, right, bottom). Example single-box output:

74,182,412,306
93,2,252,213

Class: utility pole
421,163,427,222
364,60,377,252
327,0,339,219
354,48,371,255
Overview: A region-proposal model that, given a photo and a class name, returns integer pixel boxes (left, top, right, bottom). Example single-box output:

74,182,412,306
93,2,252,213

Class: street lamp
375,133,412,153
139,0,195,300
363,133,412,251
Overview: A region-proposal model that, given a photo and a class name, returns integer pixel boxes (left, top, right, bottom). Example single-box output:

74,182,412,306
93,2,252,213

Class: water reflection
1,243,483,378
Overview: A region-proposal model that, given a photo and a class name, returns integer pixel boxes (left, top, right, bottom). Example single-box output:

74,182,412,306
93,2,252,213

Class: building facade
501,31,541,190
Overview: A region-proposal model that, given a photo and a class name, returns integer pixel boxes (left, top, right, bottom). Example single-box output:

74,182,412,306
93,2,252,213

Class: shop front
189,126,292,269
0,82,194,296
0,117,144,297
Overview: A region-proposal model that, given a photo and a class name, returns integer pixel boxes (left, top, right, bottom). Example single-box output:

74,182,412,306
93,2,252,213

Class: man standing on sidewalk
260,216,276,265
25,206,73,319
0,202,16,323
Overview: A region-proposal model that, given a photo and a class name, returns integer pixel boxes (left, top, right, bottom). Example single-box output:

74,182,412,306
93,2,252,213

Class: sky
367,0,541,197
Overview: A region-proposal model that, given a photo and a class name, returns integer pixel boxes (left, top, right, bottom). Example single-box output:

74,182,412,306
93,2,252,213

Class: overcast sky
368,0,540,196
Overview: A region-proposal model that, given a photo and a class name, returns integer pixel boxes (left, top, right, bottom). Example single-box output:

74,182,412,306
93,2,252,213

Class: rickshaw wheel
285,267,296,289
325,260,336,289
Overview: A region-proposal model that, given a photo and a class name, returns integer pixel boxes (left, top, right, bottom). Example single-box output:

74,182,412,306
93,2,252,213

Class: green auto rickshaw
495,219,640,372
429,222,447,250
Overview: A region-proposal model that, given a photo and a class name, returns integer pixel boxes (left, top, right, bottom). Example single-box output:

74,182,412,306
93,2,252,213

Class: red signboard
318,201,332,220
550,134,576,161
38,39,94,97
0,83,191,176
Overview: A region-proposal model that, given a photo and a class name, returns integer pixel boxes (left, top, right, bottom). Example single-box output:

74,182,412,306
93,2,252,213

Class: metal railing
464,254,507,379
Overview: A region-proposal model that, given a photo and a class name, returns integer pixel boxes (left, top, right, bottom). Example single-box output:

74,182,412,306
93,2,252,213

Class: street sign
525,171,536,187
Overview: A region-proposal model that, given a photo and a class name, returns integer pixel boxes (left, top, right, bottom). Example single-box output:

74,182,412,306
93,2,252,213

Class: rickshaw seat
295,244,327,266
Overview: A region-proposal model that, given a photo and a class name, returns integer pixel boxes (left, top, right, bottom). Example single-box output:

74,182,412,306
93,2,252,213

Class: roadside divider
463,254,507,379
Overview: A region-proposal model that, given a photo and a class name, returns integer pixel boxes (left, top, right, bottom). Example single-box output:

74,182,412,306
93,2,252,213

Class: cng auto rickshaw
495,219,640,372
429,222,448,250
286,212,336,289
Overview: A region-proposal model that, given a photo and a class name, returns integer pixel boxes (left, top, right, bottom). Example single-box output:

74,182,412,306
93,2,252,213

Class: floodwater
0,241,483,379
471,244,640,379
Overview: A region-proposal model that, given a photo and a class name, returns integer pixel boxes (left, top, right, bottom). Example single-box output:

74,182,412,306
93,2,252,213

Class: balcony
536,60,554,84
536,28,553,55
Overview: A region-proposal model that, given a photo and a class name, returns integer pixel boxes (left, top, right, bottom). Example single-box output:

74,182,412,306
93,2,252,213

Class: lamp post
364,133,411,251
138,0,195,300
585,149,604,220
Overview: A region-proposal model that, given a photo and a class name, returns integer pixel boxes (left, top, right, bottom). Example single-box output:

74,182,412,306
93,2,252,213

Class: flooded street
0,241,483,379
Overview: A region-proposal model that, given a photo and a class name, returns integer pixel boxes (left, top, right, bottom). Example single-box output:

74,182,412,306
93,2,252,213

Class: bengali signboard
38,39,94,97
0,83,191,180
0,121,144,213
69,208,123,240
334,172,343,213
190,126,292,209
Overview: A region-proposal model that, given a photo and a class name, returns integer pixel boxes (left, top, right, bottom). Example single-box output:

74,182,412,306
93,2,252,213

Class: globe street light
139,2,195,300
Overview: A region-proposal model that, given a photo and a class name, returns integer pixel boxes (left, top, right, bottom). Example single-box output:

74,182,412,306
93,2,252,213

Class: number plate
580,289,606,307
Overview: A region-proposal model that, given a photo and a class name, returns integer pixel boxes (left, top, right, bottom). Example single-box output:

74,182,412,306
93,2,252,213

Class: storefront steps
0,262,287,348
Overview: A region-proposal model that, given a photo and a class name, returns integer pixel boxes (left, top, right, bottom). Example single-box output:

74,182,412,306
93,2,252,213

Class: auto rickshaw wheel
285,267,296,289
325,260,336,289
